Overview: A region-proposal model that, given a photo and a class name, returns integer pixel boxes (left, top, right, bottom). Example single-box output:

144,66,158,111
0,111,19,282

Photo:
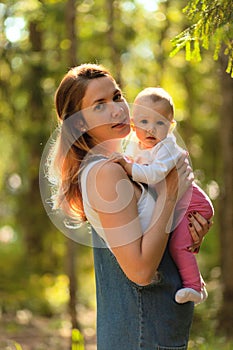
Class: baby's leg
170,184,214,303
169,214,208,304
170,215,201,291
169,215,205,304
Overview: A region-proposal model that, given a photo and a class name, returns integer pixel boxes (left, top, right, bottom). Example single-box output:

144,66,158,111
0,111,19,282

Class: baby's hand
109,153,128,167
108,153,133,176
109,152,125,162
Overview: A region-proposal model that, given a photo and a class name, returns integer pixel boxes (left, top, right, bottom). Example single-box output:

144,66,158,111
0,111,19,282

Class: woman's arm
86,157,189,285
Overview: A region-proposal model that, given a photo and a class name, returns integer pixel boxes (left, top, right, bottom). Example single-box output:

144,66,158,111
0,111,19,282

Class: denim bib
92,229,194,350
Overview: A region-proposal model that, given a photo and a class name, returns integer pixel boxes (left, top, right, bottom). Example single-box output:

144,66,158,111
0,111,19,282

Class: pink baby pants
169,183,214,292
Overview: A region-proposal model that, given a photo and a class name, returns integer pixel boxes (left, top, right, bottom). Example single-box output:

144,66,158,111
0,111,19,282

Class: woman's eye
94,103,104,111
140,119,148,124
114,93,123,101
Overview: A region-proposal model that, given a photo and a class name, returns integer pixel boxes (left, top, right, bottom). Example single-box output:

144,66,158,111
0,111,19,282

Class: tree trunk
218,51,233,336
106,0,122,84
66,236,79,330
17,20,53,272
66,0,78,66
65,0,82,339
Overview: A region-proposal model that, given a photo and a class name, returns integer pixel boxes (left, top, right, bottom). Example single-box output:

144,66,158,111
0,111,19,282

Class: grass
188,338,233,350
187,275,233,350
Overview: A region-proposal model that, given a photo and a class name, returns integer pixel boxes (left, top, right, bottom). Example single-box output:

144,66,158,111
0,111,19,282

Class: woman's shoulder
82,157,129,189
81,157,122,180
88,160,128,185
84,160,133,211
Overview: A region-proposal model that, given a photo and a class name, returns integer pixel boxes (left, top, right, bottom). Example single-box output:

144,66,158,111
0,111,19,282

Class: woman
48,63,210,350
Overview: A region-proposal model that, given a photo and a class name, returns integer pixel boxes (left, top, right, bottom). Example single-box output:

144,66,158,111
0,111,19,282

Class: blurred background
0,0,232,349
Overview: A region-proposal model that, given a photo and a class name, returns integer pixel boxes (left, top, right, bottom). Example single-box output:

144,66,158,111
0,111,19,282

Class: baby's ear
169,119,176,133
130,119,136,131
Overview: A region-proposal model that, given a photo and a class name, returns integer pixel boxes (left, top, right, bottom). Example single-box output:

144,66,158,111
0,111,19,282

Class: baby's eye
157,120,165,126
140,119,148,124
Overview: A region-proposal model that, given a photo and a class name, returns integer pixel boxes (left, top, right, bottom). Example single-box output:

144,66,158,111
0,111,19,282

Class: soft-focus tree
0,0,229,344
217,51,233,335
0,0,67,314
169,0,233,336
64,0,81,335
170,0,233,76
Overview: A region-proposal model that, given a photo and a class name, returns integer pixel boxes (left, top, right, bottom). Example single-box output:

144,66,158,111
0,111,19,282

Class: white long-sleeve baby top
125,133,185,185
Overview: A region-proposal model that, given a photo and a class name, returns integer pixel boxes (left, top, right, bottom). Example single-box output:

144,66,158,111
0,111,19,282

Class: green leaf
185,40,192,61
193,39,202,61
14,342,23,350
226,56,233,76
72,328,85,350
213,38,221,61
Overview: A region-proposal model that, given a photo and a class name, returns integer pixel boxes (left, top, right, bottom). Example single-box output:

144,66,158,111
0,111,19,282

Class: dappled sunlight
4,17,27,43
43,274,69,311
0,0,232,347
206,180,220,200
7,174,22,192
0,226,16,244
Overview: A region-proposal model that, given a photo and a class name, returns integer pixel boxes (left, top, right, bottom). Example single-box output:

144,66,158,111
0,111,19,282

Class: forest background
0,0,232,349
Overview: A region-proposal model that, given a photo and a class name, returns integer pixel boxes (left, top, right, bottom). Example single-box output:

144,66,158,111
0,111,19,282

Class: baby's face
132,99,172,149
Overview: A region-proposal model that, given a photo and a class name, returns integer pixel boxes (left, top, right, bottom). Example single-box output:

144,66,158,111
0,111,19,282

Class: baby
112,87,214,304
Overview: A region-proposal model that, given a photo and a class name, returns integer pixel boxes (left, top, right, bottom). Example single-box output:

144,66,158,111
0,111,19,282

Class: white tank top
80,159,156,243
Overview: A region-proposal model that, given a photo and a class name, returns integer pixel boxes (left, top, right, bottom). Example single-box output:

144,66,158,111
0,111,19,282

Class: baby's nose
147,125,156,134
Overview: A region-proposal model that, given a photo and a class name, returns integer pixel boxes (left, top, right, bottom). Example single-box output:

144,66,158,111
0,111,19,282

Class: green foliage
13,342,23,350
71,328,85,350
0,0,231,344
170,0,233,76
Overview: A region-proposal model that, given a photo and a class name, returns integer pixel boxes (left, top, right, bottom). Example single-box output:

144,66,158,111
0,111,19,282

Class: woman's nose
111,102,123,118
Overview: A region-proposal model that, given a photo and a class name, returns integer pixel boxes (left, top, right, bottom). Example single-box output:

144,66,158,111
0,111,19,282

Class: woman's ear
76,117,87,133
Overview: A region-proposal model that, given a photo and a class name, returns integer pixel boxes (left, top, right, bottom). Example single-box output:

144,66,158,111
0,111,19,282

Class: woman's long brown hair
48,63,113,222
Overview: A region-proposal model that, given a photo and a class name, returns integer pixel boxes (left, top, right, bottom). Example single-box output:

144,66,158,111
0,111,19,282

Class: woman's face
81,76,130,144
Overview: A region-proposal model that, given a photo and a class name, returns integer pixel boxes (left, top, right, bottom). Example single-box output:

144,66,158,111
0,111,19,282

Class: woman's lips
111,118,128,128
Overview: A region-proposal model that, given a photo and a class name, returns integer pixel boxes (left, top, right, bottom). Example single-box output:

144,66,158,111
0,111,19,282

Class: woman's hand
176,153,194,201
188,211,213,252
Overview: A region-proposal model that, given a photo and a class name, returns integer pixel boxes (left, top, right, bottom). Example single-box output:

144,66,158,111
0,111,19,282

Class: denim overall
92,229,194,350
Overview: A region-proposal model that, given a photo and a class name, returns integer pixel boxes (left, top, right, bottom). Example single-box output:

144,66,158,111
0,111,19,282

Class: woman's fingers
188,212,213,252
188,222,202,252
176,154,192,178
176,157,194,200
188,215,202,242
191,211,212,237
176,153,187,170
180,165,194,184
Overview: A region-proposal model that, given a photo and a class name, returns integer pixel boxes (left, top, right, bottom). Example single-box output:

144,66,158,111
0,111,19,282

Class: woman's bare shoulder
88,159,128,182
86,160,132,206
